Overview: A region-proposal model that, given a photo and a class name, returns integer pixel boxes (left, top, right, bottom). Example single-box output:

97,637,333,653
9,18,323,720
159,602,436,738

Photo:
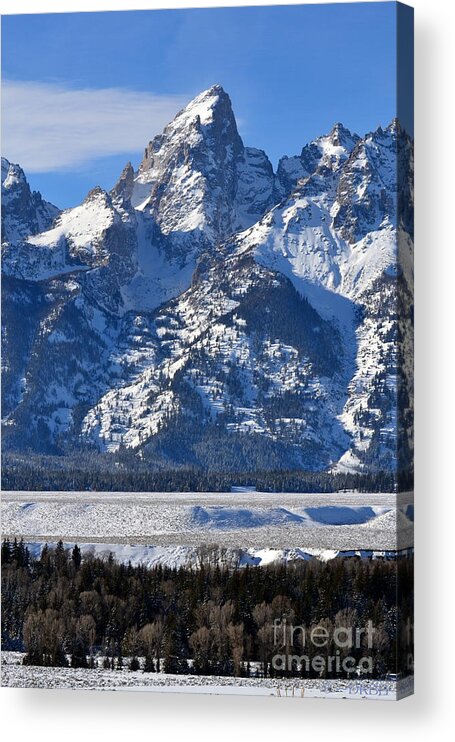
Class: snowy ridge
275,122,360,200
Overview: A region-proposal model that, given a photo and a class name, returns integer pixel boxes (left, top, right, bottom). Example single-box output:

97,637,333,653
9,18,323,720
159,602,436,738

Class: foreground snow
1,653,412,700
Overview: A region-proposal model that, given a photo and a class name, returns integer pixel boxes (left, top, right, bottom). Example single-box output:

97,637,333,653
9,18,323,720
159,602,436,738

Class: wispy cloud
2,80,190,172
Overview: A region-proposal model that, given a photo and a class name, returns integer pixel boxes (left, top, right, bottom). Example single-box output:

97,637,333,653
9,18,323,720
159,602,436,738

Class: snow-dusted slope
81,249,350,470
227,121,414,471
1,87,413,476
245,121,412,305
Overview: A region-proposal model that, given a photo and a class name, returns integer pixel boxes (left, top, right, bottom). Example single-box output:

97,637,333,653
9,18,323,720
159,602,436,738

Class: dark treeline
2,453,408,493
1,539,413,679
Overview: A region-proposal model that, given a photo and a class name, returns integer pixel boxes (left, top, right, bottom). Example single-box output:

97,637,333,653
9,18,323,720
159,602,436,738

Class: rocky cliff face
1,158,60,246
132,86,274,237
1,86,413,476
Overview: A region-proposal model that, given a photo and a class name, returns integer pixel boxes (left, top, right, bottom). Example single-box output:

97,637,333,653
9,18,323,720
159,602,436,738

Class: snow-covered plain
1,490,414,551
1,652,412,699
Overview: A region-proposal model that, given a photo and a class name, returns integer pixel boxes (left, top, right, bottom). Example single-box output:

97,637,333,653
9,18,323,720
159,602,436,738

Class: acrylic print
1,2,414,699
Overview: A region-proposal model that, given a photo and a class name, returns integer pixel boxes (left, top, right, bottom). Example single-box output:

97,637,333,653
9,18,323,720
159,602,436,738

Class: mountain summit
115,84,275,264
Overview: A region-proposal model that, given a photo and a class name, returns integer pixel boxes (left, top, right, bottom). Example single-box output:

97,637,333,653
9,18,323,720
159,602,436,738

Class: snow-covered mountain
1,86,413,478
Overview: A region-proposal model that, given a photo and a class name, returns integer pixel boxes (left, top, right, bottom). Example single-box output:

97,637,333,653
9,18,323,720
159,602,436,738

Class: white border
1,0,455,740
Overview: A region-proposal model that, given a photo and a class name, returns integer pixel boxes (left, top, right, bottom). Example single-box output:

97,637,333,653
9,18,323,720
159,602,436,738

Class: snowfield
1,490,414,552
1,652,412,699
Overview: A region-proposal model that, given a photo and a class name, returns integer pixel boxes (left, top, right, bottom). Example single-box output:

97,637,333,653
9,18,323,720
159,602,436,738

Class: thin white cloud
1,80,190,172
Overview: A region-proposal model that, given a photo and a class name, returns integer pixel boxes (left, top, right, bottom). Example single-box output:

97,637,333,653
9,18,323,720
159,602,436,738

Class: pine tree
72,544,82,570
129,656,140,671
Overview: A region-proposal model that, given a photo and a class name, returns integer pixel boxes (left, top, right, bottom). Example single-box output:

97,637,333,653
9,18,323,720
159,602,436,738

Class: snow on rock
1,87,413,475
275,122,360,199
1,157,60,247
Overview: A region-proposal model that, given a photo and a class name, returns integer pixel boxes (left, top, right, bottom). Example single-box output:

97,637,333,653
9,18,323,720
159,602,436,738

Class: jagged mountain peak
385,117,401,135
84,185,110,204
173,83,232,123
329,121,348,135
304,123,359,164
111,162,135,201
138,83,241,178
1,156,60,246
2,157,26,188
326,122,359,148
170,83,233,126
201,83,226,96
275,123,359,200
361,118,409,148
1,155,10,176
332,119,413,244
128,85,272,251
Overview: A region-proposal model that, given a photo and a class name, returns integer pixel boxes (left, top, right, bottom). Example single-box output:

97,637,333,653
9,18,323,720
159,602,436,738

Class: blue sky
2,3,400,209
